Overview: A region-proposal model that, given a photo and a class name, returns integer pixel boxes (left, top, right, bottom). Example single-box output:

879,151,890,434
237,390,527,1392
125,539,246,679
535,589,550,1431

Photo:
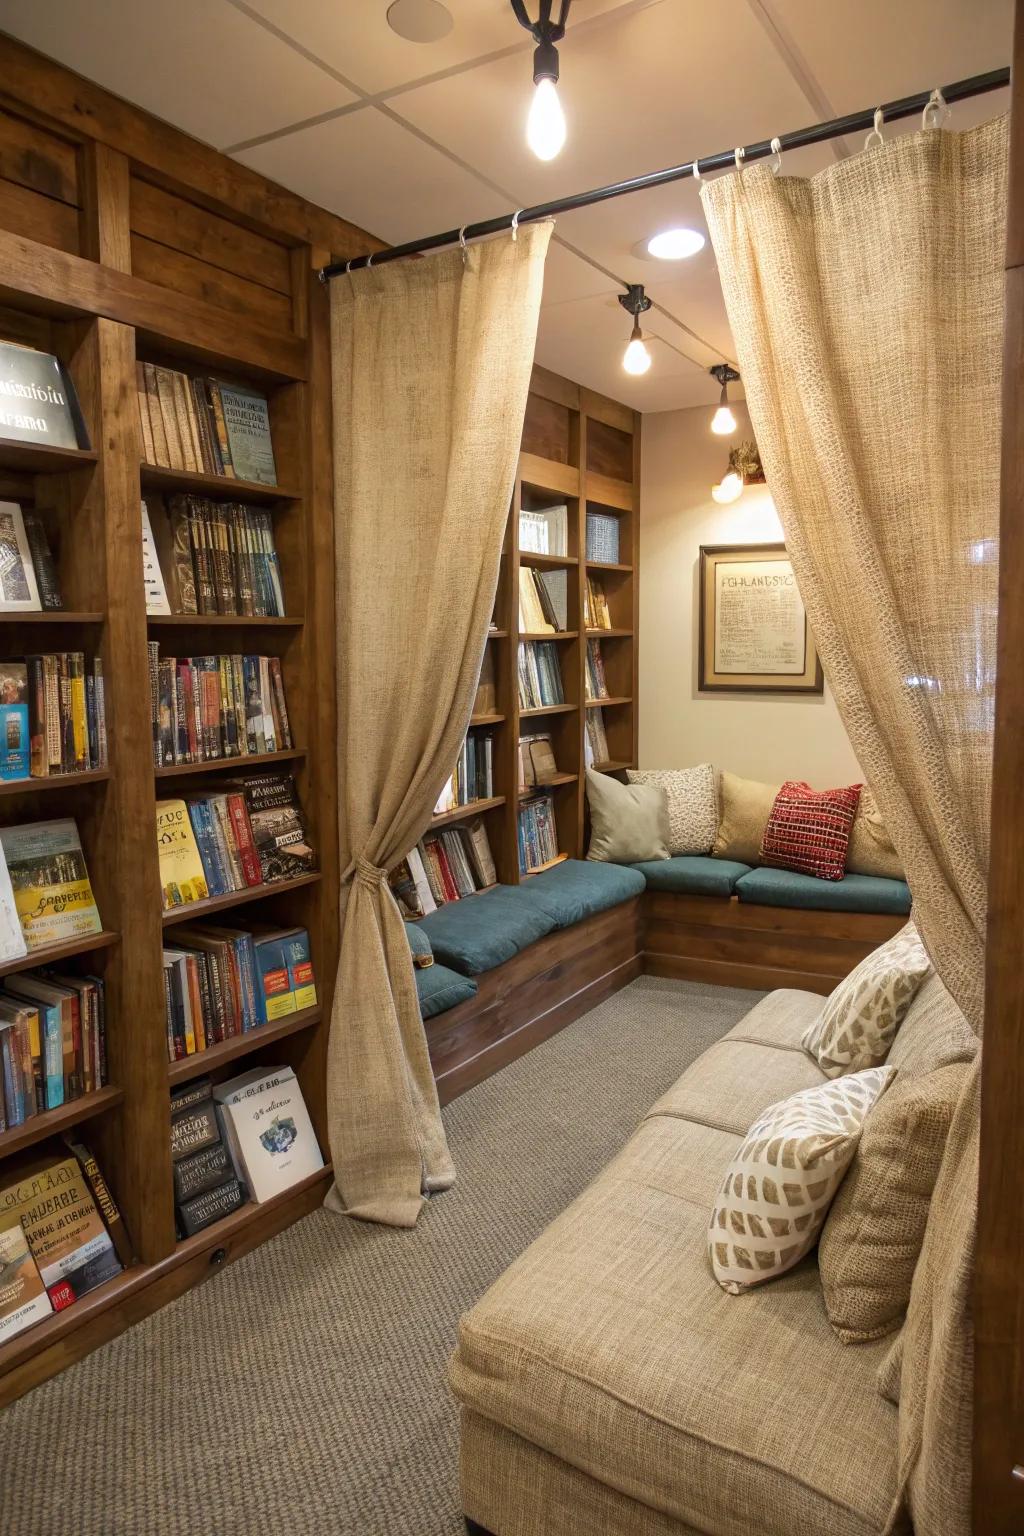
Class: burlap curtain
325,224,552,1229
702,117,1007,1536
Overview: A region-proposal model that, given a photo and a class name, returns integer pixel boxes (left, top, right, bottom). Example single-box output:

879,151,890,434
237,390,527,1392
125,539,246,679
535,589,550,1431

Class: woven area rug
0,976,760,1536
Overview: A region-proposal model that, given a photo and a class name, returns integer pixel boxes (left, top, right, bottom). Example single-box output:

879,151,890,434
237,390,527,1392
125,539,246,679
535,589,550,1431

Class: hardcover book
214,383,277,485
215,1065,323,1202
176,1174,244,1237
156,799,209,909
0,818,101,949
172,1140,233,1205
0,661,29,780
0,1220,52,1342
0,341,86,452
0,501,41,611
141,501,171,616
22,512,62,609
0,1155,121,1308
63,1137,134,1269
170,1095,220,1163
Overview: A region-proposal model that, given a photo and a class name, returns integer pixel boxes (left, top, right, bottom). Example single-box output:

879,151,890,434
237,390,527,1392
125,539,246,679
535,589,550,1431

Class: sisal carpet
1,976,760,1536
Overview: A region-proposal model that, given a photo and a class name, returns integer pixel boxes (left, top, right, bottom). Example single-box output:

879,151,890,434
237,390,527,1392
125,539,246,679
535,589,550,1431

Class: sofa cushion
633,853,750,897
646,1036,825,1136
450,1111,898,1536
404,921,433,968
735,865,912,915
884,969,977,1080
722,987,827,1053
801,923,932,1077
522,857,644,929
626,764,717,854
415,961,476,1019
414,886,557,976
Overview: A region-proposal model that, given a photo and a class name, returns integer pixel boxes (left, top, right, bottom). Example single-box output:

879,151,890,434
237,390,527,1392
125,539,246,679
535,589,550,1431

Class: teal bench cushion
404,921,432,966
415,961,477,1019
735,866,912,916
523,858,645,929
633,855,751,898
414,886,558,976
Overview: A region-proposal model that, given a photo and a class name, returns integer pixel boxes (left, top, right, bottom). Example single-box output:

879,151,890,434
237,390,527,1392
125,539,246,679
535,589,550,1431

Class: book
0,1155,121,1308
518,566,553,633
63,1137,134,1269
172,1141,233,1206
586,511,620,564
536,568,568,630
226,773,315,884
250,926,317,1019
176,1175,244,1237
215,1065,323,1202
518,640,564,709
0,661,29,780
585,707,610,767
0,501,41,611
4,973,81,1103
518,792,560,874
584,574,612,629
141,500,171,616
473,646,496,716
0,835,26,966
0,1220,52,1342
214,382,277,485
147,645,292,765
0,341,86,452
21,511,62,609
0,818,101,949
156,799,210,910
170,1093,220,1163
388,848,436,920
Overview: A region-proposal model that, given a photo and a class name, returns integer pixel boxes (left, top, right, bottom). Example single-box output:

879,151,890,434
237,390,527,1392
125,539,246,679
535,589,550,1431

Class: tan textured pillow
802,923,931,1077
709,1065,894,1294
712,771,780,864
625,765,717,854
819,1062,968,1343
585,768,670,864
846,787,904,880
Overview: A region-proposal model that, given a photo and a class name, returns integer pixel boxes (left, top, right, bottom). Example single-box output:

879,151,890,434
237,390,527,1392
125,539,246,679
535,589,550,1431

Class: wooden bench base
431,890,905,1101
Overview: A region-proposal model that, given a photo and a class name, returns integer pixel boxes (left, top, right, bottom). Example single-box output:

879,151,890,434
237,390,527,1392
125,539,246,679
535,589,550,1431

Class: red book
226,793,262,886
431,839,460,904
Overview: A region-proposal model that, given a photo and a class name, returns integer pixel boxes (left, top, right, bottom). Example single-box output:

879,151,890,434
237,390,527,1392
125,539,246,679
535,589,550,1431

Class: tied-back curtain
702,119,1007,1536
325,223,552,1229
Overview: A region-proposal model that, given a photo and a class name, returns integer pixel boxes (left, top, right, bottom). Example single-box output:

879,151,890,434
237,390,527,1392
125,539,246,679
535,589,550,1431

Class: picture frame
698,542,823,694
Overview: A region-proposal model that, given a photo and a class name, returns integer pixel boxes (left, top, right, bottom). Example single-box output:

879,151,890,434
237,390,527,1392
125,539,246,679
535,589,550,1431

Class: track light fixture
709,363,740,435
511,1,570,160
619,285,652,376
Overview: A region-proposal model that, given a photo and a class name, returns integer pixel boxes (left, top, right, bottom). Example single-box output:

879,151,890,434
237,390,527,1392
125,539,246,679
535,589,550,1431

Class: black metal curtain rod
319,66,1009,281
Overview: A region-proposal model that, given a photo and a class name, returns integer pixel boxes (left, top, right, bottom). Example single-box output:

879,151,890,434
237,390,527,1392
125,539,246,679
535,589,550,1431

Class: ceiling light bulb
712,471,744,504
622,321,651,376
527,76,566,160
711,404,737,435
646,227,705,261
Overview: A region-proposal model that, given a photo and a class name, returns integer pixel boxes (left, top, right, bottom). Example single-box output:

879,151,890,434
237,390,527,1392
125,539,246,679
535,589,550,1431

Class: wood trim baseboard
643,950,842,996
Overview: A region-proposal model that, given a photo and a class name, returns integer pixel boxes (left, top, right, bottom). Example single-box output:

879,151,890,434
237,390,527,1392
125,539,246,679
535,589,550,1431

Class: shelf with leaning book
155,748,304,780
140,464,300,506
0,443,98,476
136,361,281,490
161,873,321,927
0,1084,124,1161
166,1004,322,1087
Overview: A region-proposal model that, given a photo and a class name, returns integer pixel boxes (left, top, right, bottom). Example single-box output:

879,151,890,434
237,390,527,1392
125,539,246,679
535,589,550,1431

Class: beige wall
639,402,862,787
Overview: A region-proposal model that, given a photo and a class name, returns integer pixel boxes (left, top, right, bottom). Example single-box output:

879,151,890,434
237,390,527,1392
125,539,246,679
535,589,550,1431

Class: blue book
187,800,226,896
0,661,29,781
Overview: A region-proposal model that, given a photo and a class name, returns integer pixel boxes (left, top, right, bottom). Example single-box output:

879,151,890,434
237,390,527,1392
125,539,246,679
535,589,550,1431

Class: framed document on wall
698,543,823,694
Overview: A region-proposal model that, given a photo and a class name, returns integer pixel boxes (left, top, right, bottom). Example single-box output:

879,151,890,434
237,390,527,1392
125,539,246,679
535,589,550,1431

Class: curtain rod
319,66,1009,281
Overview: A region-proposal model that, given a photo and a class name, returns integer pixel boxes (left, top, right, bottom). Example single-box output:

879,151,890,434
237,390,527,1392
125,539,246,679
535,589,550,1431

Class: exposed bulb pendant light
619,284,652,376
709,363,740,435
511,1,570,161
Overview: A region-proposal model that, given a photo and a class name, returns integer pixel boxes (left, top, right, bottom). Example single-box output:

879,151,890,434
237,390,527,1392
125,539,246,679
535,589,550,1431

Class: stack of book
389,819,496,916
517,566,566,632
156,773,315,912
434,728,494,816
518,732,558,791
144,495,285,617
586,511,620,564
585,639,609,701
518,504,568,554
518,641,564,710
584,573,612,629
0,501,63,612
0,1144,128,1341
148,646,293,767
518,793,559,875
136,364,278,486
0,818,102,962
585,710,611,767
163,923,316,1064
0,655,107,782
0,972,106,1125
171,1077,244,1236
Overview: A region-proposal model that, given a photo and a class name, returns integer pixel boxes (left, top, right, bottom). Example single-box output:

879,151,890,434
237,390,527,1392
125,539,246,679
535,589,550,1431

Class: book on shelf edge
215,1065,323,1203
0,818,101,950
0,1220,52,1342
0,1155,121,1309
0,341,86,452
63,1136,134,1270
177,1174,245,1238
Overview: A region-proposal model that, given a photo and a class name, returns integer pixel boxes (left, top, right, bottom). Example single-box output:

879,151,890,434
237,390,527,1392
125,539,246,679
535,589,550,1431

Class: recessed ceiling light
645,228,705,261
386,0,453,44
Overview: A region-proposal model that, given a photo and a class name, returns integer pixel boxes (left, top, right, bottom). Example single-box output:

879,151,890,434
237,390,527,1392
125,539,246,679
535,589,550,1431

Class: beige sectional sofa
450,974,977,1536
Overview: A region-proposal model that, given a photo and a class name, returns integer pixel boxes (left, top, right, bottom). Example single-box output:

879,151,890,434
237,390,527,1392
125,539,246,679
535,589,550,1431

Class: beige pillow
802,923,932,1078
819,1062,968,1343
585,768,670,864
712,771,780,864
625,764,716,855
846,787,904,880
709,1065,895,1294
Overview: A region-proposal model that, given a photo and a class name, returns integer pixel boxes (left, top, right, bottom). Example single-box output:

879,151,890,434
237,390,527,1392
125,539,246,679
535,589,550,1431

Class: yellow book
156,799,208,910
0,818,101,949
0,1156,121,1304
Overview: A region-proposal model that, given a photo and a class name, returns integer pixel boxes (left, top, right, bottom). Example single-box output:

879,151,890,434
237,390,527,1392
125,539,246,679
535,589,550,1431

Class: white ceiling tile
0,0,355,148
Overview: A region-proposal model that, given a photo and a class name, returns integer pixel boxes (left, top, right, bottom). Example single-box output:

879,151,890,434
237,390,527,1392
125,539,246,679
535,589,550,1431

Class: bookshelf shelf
520,852,570,877
174,1163,333,1257
470,711,505,726
519,703,577,718
487,629,508,640
161,872,322,927
586,628,633,638
146,614,304,628
592,759,634,773
0,769,112,796
140,462,300,505
0,612,105,625
520,631,578,642
166,1005,323,1086
0,1084,124,1161
0,440,98,475
155,748,306,779
518,551,578,569
431,795,505,829
518,773,577,797
586,560,633,573
0,929,119,977
0,1263,147,1381
586,695,632,708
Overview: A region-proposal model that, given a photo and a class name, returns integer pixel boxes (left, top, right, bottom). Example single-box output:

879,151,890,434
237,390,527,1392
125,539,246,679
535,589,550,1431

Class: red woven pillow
760,780,864,881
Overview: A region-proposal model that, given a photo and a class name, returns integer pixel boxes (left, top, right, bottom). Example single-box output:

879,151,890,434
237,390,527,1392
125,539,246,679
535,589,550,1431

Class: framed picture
698,543,823,694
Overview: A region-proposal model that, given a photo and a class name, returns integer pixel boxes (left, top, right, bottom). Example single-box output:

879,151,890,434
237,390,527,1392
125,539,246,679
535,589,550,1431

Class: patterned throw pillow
709,1066,895,1294
802,924,932,1078
625,765,717,855
760,779,863,880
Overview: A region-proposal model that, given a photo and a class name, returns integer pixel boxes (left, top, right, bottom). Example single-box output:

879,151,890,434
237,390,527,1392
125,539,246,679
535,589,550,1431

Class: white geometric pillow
625,764,717,855
802,923,932,1078
709,1066,895,1294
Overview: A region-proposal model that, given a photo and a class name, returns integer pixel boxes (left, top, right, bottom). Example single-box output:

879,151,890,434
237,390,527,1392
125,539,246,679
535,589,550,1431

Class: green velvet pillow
585,768,670,864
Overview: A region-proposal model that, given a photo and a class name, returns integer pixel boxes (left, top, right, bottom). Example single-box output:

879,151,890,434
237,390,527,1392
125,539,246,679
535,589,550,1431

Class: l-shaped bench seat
409,856,911,1103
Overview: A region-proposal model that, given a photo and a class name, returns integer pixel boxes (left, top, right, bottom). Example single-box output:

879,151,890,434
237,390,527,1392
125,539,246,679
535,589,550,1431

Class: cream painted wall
639,402,863,787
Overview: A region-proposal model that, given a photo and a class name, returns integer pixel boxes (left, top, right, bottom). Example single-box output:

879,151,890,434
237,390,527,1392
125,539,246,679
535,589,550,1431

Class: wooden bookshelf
0,33,373,1409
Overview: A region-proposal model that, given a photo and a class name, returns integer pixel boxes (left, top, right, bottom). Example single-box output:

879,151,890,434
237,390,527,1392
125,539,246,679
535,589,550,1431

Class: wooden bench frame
427,890,904,1102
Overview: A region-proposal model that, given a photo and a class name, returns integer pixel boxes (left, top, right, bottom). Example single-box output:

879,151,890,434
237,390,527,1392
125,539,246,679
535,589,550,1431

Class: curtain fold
325,223,552,1228
702,118,1007,1536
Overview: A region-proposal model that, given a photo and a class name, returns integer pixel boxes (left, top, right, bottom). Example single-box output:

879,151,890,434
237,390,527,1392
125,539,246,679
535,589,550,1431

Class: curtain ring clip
458,225,469,265
366,252,374,268
865,106,885,150
692,158,701,182
511,209,524,242
770,137,783,176
734,146,746,172
922,87,949,130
